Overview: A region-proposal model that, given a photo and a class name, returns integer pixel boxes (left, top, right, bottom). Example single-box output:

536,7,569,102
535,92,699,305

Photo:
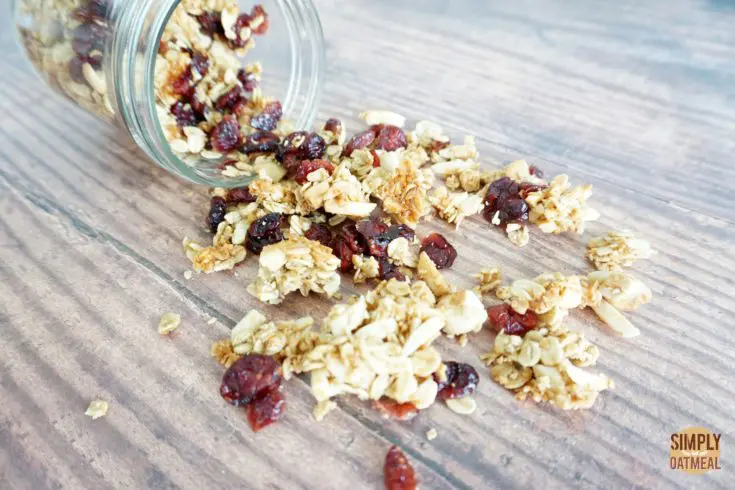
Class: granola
217,279,485,419
586,231,655,271
496,270,652,337
156,2,280,163
386,237,418,268
416,251,454,298
299,164,376,218
246,237,340,304
368,159,434,228
428,187,484,227
229,310,317,360
582,270,652,337
525,174,600,234
17,0,115,120
483,325,611,410
183,237,247,273
352,255,381,283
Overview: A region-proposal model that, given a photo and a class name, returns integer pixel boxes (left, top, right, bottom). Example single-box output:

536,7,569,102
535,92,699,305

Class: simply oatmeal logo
670,427,721,474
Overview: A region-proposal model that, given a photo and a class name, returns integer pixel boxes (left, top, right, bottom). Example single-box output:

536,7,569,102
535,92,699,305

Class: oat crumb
85,400,109,420
313,400,338,421
475,267,502,295
426,428,438,440
158,312,181,335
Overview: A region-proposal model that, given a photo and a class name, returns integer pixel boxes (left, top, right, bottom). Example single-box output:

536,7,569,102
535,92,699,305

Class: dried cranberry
304,224,333,247
355,220,416,259
215,85,245,112
330,223,364,272
339,224,364,254
246,386,286,432
430,140,451,153
229,13,253,48
487,304,538,336
191,52,209,78
226,186,256,204
277,131,326,162
172,67,194,97
220,355,282,407
518,181,546,197
293,159,334,185
68,55,88,84
197,12,223,37
206,196,227,233
377,258,405,281
374,125,408,152
246,213,284,254
356,219,389,256
278,154,299,178
434,362,479,400
237,69,259,92
210,118,241,153
373,399,419,421
420,233,457,269
482,177,530,227
71,23,105,56
170,101,198,127
331,237,355,272
230,98,248,116
250,101,282,131
390,225,416,243
384,446,418,490
242,131,280,154
249,5,269,35
343,130,376,157
323,118,342,134
529,165,544,178
190,94,207,119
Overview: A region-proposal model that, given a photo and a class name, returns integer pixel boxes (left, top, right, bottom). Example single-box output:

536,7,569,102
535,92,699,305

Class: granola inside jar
11,0,325,186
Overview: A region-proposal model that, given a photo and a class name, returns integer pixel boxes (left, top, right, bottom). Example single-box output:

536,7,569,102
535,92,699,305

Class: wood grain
1,0,734,489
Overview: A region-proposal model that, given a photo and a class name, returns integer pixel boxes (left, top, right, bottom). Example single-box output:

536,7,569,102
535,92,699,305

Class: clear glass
12,0,325,187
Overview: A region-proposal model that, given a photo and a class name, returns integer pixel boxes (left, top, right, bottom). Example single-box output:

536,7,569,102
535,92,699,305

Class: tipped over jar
11,0,325,187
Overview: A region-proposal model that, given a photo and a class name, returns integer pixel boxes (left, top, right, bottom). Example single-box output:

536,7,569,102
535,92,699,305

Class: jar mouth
118,0,325,188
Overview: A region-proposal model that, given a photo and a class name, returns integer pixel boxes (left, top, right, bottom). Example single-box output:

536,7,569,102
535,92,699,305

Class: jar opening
119,0,325,187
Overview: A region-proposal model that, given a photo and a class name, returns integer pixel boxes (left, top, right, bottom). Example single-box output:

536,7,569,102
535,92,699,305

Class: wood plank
1,0,734,488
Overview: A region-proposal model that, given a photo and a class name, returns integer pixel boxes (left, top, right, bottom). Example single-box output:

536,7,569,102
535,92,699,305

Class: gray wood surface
1,0,734,488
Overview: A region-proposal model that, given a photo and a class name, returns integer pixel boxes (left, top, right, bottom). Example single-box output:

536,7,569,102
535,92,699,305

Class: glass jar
11,0,325,187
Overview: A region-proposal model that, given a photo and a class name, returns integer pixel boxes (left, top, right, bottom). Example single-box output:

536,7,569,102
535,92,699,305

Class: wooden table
1,0,733,488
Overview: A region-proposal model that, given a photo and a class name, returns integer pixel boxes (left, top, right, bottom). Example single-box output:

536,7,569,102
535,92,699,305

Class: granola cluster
246,236,341,304
482,325,612,410
525,175,600,235
495,270,652,337
214,278,486,420
428,155,599,247
586,231,655,271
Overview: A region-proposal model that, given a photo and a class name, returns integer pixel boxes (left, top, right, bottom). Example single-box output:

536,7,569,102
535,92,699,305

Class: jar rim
116,0,326,187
